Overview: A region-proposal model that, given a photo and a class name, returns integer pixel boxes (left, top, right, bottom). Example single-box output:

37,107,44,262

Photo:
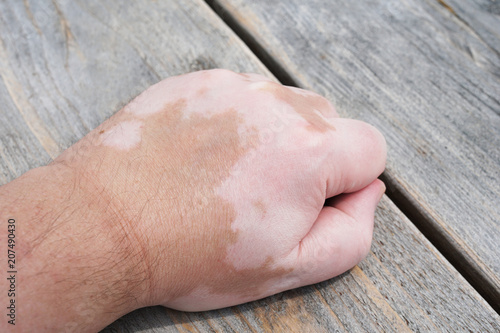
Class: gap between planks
204,0,500,313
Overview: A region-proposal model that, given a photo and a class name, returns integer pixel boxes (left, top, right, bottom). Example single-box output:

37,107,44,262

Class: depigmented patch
258,83,335,132
100,120,143,150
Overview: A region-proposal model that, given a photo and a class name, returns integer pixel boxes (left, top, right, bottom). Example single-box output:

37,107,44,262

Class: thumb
287,179,385,287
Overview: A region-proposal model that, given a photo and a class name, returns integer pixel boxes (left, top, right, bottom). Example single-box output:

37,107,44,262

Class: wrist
0,163,149,331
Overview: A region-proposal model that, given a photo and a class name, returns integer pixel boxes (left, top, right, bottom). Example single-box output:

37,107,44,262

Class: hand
59,68,386,309
0,69,386,331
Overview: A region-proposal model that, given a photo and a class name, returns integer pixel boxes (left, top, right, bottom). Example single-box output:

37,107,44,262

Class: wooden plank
209,0,500,305
0,76,52,184
0,0,498,331
0,0,269,180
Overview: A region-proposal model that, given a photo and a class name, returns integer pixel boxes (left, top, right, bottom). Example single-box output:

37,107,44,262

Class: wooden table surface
1,0,499,332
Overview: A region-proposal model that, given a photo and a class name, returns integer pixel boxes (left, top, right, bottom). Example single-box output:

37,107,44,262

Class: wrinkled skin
2,69,386,331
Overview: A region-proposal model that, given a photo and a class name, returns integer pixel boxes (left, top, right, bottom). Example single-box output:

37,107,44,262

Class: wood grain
0,0,498,331
0,0,269,182
210,0,500,305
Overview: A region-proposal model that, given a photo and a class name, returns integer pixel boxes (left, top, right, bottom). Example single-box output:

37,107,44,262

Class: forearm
0,164,146,332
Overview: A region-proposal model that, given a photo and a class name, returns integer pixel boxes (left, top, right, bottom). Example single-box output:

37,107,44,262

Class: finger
287,179,385,287
321,119,387,198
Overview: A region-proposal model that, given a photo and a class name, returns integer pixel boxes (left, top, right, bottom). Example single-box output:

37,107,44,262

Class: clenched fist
1,69,386,332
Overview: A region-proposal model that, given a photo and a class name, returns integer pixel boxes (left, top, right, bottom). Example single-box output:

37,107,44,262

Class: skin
0,69,386,332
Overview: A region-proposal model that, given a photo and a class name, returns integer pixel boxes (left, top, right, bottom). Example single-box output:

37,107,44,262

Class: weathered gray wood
0,0,269,181
211,0,500,305
0,0,498,332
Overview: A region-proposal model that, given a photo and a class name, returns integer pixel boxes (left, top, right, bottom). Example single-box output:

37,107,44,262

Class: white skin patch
216,140,322,271
209,84,330,271
100,120,143,150
124,70,277,119
123,72,215,117
124,80,177,117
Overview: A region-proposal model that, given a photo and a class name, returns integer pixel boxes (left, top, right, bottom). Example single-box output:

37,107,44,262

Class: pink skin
84,69,386,310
